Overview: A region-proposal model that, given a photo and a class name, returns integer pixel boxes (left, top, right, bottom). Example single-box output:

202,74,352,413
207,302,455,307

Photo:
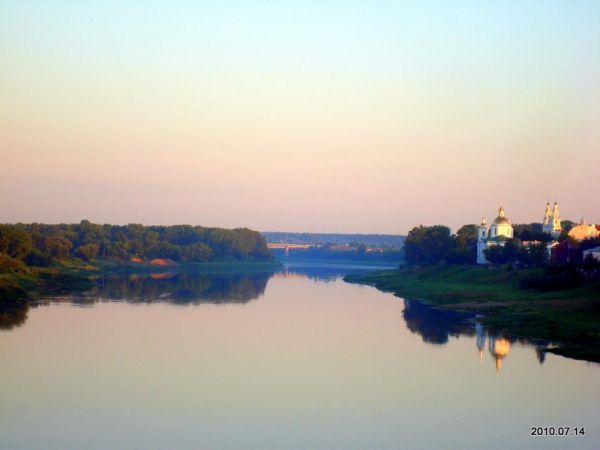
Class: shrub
0,253,28,273
24,249,53,267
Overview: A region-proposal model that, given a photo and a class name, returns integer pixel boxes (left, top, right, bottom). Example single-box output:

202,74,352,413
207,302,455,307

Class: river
0,264,598,449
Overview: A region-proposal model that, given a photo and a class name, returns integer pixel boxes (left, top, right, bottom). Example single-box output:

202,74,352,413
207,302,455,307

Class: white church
476,207,514,264
476,202,562,264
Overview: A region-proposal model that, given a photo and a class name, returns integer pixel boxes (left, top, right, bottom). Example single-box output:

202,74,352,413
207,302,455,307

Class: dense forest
0,221,272,271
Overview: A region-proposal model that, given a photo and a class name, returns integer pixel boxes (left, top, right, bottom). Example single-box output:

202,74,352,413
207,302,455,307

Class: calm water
1,265,598,450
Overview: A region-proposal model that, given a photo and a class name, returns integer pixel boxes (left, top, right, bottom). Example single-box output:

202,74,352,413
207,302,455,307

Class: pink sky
1,2,599,233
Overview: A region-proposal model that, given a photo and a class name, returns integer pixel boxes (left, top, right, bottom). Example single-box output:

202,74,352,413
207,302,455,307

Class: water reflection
279,263,395,282
1,272,277,330
403,298,552,371
0,297,28,330
402,299,475,345
0,266,556,372
1,265,377,329
40,272,273,306
475,322,511,370
2,267,597,450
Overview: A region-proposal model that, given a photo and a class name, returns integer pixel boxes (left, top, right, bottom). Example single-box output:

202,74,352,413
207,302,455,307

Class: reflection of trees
75,272,273,305
402,299,475,345
0,297,28,330
15,272,274,329
403,299,554,369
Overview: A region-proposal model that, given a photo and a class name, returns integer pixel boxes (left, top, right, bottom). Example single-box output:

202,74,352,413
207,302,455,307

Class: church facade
477,203,563,265
476,206,513,264
542,202,562,237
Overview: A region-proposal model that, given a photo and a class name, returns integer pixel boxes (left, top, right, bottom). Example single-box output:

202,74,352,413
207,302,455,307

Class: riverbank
345,266,600,363
0,259,282,302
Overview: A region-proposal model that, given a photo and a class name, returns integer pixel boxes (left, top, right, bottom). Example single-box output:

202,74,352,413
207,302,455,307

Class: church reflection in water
476,322,511,371
403,298,549,371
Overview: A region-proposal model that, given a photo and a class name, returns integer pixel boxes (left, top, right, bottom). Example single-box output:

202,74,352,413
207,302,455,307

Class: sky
1,1,599,234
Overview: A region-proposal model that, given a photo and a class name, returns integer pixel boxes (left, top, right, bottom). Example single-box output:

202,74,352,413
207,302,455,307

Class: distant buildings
551,220,600,264
476,203,582,265
474,201,599,265
567,221,600,241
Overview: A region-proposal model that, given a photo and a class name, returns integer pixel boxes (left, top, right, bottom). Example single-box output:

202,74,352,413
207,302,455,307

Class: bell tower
552,202,561,232
542,202,552,231
477,217,489,264
543,201,562,236
543,201,562,237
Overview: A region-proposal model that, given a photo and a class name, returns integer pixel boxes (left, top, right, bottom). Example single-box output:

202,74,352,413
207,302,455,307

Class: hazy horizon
2,1,599,234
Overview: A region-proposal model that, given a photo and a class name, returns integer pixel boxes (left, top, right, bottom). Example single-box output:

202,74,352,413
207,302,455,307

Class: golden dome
493,206,510,225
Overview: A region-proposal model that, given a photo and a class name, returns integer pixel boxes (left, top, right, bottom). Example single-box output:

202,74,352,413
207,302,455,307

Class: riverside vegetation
0,221,278,305
346,223,600,363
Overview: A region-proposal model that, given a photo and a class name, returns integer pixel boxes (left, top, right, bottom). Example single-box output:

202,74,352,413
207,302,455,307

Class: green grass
345,265,600,363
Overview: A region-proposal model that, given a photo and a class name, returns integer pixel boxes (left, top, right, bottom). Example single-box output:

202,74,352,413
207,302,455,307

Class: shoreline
0,260,282,302
345,266,600,364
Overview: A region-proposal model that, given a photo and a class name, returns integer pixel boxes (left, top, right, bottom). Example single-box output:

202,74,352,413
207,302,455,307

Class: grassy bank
345,266,600,363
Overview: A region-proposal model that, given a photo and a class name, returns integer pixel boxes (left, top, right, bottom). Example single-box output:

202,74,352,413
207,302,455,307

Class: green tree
513,223,552,242
76,243,100,261
0,225,32,260
44,236,73,259
453,224,478,264
181,242,213,262
484,239,521,265
456,224,478,250
516,243,548,267
404,225,455,265
444,248,474,265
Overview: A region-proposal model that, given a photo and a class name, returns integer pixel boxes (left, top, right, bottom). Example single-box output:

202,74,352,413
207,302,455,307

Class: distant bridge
267,243,321,256
267,243,322,250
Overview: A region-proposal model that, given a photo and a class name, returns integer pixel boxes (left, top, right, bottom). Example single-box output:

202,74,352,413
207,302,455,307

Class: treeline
0,221,272,270
404,225,480,265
